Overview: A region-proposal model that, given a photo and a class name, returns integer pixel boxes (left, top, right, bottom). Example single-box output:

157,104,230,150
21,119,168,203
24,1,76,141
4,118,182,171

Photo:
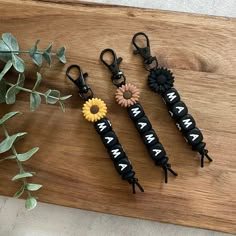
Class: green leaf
56,47,66,63
26,183,42,191
30,93,41,111
43,52,51,65
31,53,42,67
12,172,33,181
0,79,7,103
14,185,25,198
0,60,12,81
44,89,51,97
2,33,19,51
46,89,60,104
15,73,25,95
0,132,27,154
17,147,39,162
29,39,39,57
44,43,53,53
12,54,24,73
25,196,37,210
32,72,42,91
0,111,20,125
60,95,72,101
5,84,17,104
0,40,11,62
59,101,65,112
0,155,16,162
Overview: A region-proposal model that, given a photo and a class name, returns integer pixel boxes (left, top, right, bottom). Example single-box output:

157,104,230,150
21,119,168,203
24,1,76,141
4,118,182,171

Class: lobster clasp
100,48,126,87
132,32,158,70
66,64,93,101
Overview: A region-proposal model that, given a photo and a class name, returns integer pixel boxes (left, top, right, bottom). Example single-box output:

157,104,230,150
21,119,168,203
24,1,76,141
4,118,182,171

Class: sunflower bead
82,98,107,122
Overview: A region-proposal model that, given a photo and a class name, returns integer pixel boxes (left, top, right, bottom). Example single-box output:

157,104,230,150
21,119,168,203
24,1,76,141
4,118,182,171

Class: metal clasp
100,48,126,87
132,32,158,71
66,64,93,101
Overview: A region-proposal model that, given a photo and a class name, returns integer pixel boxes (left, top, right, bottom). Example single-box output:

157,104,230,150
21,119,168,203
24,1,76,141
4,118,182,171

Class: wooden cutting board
0,0,236,234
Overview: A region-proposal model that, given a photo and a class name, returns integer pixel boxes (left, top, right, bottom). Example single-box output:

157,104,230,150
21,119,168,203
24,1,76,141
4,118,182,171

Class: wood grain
0,0,236,234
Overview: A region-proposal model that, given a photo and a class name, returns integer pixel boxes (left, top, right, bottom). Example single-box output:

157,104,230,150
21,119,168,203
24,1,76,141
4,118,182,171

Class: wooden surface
0,0,236,234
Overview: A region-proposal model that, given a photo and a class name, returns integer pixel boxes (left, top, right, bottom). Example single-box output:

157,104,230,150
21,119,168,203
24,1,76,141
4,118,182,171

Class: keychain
131,32,213,167
100,49,177,183
66,65,144,193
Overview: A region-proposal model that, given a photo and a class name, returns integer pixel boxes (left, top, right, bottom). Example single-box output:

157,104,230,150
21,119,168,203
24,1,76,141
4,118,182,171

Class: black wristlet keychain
66,65,144,194
132,32,213,167
100,48,177,183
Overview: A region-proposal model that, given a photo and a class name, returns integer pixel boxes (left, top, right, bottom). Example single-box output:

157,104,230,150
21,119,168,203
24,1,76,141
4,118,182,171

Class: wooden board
0,0,236,234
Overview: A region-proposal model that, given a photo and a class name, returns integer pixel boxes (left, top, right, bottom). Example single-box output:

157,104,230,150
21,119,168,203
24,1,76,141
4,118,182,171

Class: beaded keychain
66,65,144,193
131,32,213,167
100,48,177,183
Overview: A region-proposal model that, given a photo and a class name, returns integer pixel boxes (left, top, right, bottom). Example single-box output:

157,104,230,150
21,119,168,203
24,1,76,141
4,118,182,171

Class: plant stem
6,82,60,101
0,50,56,55
0,124,31,196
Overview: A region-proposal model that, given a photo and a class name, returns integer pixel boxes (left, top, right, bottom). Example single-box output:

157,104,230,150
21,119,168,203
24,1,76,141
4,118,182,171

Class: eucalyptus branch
0,112,41,210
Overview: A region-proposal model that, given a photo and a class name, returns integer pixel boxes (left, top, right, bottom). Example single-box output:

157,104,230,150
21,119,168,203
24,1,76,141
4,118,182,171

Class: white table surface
1,1,235,235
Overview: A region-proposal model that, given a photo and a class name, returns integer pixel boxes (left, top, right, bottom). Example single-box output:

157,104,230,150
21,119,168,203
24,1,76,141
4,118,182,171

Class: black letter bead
163,88,180,105
148,143,166,161
128,103,145,120
177,114,196,133
185,127,203,146
108,144,126,162
94,118,112,135
135,116,152,133
102,131,118,148
141,129,159,147
114,158,132,175
169,101,188,119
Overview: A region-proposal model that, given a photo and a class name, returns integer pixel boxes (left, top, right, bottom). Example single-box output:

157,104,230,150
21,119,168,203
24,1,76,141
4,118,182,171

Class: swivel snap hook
132,32,158,71
100,48,126,87
66,64,93,101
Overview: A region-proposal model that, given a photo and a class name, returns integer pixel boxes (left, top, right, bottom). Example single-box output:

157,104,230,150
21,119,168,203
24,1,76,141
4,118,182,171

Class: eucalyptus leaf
44,43,53,53
46,89,60,104
17,147,39,162
29,39,40,57
2,33,19,51
0,155,16,162
56,47,66,63
43,52,51,65
30,53,42,67
26,183,42,191
14,185,25,198
5,84,17,104
32,72,42,91
0,40,11,62
44,89,51,97
12,54,25,73
0,132,27,154
25,196,37,210
59,95,72,101
12,172,33,181
0,60,12,81
58,55,66,64
0,111,20,125
59,101,65,112
0,79,7,103
15,73,25,95
30,93,41,111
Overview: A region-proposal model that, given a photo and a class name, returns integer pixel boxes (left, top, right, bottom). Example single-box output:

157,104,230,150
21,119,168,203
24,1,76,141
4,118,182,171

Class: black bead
114,158,132,175
108,144,126,162
185,127,203,146
177,114,196,133
102,131,118,148
192,141,206,152
169,101,188,119
128,103,145,120
135,116,152,133
148,143,166,162
94,118,112,135
163,88,180,105
141,129,159,147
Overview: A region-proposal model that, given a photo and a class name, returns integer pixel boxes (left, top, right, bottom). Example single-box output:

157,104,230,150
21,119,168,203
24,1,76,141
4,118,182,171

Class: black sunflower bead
148,67,174,95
